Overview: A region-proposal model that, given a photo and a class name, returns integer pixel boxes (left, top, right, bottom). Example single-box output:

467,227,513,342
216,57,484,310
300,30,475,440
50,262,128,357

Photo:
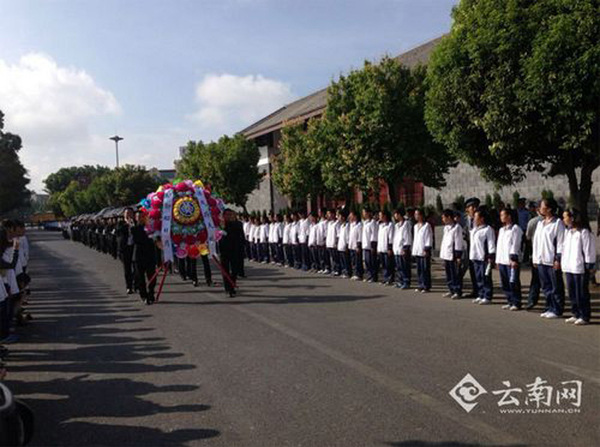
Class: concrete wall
424,162,600,216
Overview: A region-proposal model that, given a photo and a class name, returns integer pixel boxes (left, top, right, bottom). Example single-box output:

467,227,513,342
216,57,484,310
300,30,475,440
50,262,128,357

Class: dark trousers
276,244,284,265
327,248,339,274
293,244,302,269
339,250,350,276
527,265,540,306
350,250,364,279
261,242,271,262
251,242,259,261
300,243,310,271
200,255,212,284
244,240,251,259
363,249,378,281
473,260,493,300
566,272,591,321
135,262,156,300
394,253,411,287
378,252,394,283
284,244,294,267
444,259,462,295
319,246,328,271
499,264,522,307
121,245,134,290
538,264,565,315
0,298,9,339
416,256,431,290
220,255,237,293
309,246,319,270
269,243,279,263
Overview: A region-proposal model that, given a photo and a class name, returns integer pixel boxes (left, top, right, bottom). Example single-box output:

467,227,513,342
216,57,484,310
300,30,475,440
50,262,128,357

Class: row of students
243,197,596,326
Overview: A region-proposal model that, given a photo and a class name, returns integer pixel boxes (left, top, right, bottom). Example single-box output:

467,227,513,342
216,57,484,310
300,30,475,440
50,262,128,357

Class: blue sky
0,0,457,191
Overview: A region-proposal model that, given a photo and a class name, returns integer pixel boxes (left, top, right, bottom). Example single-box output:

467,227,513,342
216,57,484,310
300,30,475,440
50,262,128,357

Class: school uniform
290,222,300,269
325,220,340,274
440,223,464,296
317,219,329,272
282,222,294,267
268,222,279,264
274,222,284,265
250,224,260,261
496,224,523,308
469,224,496,302
117,219,135,291
1,247,20,339
377,222,394,284
132,224,157,303
243,221,251,259
461,216,479,297
526,215,543,306
362,219,379,282
348,221,363,280
392,220,412,288
308,223,319,271
298,218,310,271
259,223,270,263
562,227,596,323
337,222,351,277
413,222,433,291
532,217,565,316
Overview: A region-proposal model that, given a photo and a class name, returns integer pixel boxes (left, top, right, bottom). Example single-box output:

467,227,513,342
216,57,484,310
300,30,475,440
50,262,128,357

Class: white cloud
188,73,297,140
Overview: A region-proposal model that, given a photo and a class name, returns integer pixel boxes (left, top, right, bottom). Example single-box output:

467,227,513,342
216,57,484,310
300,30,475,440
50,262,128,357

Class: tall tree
323,57,455,205
425,0,600,223
0,111,30,215
177,135,263,210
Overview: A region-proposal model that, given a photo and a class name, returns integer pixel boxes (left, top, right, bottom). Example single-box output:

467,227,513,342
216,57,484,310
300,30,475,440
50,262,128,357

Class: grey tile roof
240,35,445,139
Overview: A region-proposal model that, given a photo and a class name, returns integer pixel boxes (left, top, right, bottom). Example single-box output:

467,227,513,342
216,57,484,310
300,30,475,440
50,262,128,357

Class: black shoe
126,289,134,295
206,281,213,287
193,280,199,287
229,290,236,297
146,298,155,305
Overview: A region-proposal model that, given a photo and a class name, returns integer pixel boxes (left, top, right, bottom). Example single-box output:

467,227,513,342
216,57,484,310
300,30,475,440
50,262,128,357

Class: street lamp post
109,135,124,168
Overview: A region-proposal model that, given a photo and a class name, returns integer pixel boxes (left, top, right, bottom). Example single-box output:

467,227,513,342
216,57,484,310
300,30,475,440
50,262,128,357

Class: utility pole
109,135,124,168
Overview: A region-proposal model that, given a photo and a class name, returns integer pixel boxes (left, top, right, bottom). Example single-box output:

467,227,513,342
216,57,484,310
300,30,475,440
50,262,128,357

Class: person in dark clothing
132,211,157,305
218,209,243,297
229,211,246,278
116,208,136,294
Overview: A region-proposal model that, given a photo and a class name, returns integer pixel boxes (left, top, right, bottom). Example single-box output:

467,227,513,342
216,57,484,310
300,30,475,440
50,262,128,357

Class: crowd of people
241,197,597,326
69,207,246,301
0,220,31,350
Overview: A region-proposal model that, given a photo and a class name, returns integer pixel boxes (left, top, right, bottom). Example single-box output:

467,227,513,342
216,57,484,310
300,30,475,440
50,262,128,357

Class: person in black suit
132,210,157,305
230,211,246,278
218,209,244,297
116,208,136,294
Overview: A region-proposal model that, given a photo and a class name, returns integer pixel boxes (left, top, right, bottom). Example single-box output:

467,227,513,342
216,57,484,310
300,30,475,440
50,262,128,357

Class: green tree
323,57,455,205
0,111,30,215
177,135,262,210
426,0,600,223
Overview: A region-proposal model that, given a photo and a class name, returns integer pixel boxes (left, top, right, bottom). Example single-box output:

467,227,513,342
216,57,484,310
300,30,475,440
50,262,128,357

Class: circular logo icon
173,197,201,224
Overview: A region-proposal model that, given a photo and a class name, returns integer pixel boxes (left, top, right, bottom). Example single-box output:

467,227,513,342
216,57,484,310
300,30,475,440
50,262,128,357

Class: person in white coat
337,211,351,277
496,208,523,310
289,213,300,269
307,213,319,272
412,209,433,293
325,210,340,275
282,214,294,268
439,209,464,299
562,210,596,325
259,216,270,263
361,208,379,283
348,211,363,281
392,207,412,289
377,210,394,285
532,198,566,319
469,209,497,304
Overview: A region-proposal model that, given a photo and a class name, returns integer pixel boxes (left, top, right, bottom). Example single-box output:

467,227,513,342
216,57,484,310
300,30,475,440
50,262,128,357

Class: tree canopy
177,134,263,210
425,0,600,221
0,111,30,216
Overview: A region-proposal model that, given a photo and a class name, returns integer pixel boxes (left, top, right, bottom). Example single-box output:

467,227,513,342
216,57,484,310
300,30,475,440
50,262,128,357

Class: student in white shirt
496,209,523,310
532,198,566,319
439,209,464,298
377,210,394,285
298,211,310,271
469,209,497,304
337,211,350,278
251,217,261,262
282,214,294,268
392,207,412,289
268,215,277,264
289,213,300,269
317,209,329,273
562,210,596,325
307,213,319,271
348,211,363,280
361,208,379,283
259,216,270,263
243,215,251,260
325,210,340,275
0,227,20,342
412,208,433,292
270,214,284,265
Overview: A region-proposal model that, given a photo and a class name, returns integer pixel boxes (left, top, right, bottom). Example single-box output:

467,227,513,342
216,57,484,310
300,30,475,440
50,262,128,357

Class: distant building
149,168,177,183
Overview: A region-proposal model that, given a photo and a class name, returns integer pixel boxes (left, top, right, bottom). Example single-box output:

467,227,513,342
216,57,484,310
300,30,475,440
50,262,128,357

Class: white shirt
337,222,350,251
412,222,433,257
0,281,7,301
251,224,260,243
392,220,412,255
562,228,596,274
243,221,250,240
289,222,299,245
1,248,19,295
259,223,269,243
348,221,363,250
532,217,565,266
377,222,394,253
361,219,379,250
269,222,282,243
439,223,464,261
19,236,29,267
297,218,310,244
308,223,318,246
469,225,496,262
282,223,291,244
496,224,523,265
326,221,340,248
316,219,328,246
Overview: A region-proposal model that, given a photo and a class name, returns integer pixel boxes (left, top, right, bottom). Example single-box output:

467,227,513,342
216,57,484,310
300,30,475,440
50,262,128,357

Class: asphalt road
5,231,599,447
